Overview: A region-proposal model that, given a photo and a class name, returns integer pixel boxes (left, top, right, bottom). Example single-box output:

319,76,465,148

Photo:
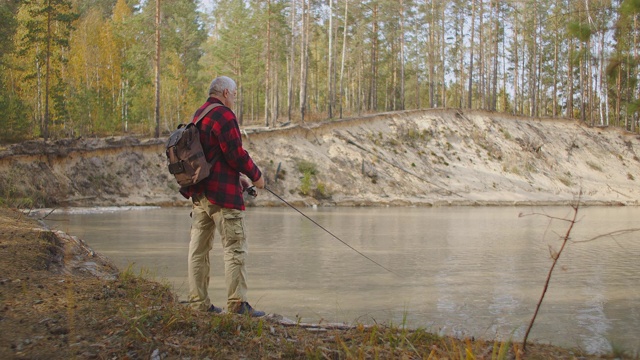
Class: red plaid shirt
180,97,262,210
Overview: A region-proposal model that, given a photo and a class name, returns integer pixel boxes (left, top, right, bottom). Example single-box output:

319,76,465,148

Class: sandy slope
1,109,639,208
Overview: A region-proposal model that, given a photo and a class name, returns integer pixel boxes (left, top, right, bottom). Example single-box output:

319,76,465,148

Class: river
45,205,640,354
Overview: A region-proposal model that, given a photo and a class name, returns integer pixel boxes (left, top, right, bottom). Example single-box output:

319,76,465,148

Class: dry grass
0,207,617,359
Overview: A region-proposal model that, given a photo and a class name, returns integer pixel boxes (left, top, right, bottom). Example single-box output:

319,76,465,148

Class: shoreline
1,207,620,358
32,204,640,354
32,212,366,332
24,197,637,218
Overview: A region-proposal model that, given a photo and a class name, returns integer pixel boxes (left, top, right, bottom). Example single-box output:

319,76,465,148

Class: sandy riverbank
1,109,639,209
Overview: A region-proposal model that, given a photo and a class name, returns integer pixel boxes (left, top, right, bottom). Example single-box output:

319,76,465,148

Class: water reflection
46,206,640,354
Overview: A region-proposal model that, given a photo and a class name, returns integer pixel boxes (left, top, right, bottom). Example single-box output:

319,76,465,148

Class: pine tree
17,0,78,140
0,0,31,141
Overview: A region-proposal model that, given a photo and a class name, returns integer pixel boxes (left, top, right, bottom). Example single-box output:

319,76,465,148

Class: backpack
166,103,222,187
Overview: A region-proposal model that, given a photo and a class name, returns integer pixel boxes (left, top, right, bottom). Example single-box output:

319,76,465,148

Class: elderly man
180,76,266,317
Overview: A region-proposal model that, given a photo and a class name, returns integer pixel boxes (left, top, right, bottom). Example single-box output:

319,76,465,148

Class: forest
1,0,639,142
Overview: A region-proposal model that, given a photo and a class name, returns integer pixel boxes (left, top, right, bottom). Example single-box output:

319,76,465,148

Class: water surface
46,206,640,354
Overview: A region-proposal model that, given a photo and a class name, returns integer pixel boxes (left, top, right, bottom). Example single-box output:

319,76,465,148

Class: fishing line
264,186,397,275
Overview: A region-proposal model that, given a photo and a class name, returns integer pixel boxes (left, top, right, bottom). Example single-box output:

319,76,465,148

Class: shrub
296,160,318,176
300,172,312,195
313,182,331,200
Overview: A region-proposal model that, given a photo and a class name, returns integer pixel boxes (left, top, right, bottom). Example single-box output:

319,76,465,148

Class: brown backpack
166,103,222,187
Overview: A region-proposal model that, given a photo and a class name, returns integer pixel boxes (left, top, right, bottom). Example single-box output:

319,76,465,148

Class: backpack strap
193,103,223,125
193,102,224,167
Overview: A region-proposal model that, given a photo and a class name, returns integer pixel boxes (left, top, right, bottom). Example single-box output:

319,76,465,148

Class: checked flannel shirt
180,97,262,210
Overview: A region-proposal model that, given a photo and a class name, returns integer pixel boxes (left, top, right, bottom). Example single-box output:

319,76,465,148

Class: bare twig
572,228,640,244
518,211,575,223
39,208,57,220
522,196,582,352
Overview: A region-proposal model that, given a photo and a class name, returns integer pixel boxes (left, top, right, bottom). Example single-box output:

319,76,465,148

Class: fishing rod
260,186,397,275
336,133,462,198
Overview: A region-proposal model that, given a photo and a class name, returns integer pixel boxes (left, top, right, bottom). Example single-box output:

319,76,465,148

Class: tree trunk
458,5,465,108
238,61,244,125
625,50,629,129
568,37,574,118
491,0,499,111
273,66,279,123
530,4,538,117
579,41,585,122
441,4,446,107
327,0,333,119
299,0,309,123
616,54,621,127
599,25,606,126
288,0,295,121
339,0,348,119
513,8,519,115
428,0,435,108
370,4,379,111
633,14,638,132
502,19,507,111
478,0,485,109
553,0,559,117
468,0,476,109
399,0,405,110
265,0,271,127
44,0,51,140
154,0,160,138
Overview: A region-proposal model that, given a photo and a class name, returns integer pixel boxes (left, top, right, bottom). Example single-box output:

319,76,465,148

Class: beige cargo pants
187,194,248,312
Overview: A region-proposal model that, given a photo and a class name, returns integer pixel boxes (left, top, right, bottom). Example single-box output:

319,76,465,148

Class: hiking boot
207,304,223,314
232,302,265,317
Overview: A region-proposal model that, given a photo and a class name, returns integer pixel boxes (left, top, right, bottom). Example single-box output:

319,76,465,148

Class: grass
500,127,513,141
315,182,330,199
296,159,318,176
300,171,312,195
296,159,331,199
0,176,41,208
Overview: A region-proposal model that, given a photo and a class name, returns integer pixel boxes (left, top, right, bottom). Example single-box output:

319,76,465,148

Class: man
180,76,266,317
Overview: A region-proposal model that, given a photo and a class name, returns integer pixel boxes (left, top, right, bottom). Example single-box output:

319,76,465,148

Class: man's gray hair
208,76,236,96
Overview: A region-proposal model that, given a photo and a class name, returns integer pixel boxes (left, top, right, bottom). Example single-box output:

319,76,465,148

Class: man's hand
253,175,265,189
239,174,252,190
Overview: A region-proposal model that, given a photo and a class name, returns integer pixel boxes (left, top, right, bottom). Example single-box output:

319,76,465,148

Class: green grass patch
296,159,318,176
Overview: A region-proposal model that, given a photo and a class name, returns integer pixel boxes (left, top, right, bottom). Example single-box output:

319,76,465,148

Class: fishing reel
246,185,257,197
